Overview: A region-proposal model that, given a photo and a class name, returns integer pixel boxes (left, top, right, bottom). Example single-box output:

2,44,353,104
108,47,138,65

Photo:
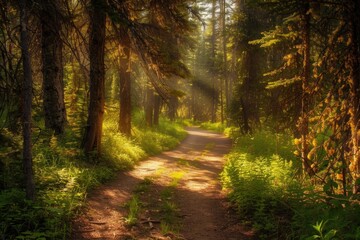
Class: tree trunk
118,32,131,136
210,0,217,122
240,97,251,134
349,0,360,193
153,94,161,125
168,95,178,121
40,0,66,135
299,1,315,177
19,0,35,200
230,42,237,107
145,85,154,127
82,0,106,154
220,0,228,123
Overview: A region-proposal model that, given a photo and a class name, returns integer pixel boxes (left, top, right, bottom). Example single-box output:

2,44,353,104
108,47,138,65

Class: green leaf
305,235,320,240
324,229,337,240
313,220,325,233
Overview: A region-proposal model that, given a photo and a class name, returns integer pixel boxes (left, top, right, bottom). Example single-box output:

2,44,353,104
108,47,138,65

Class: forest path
72,127,253,240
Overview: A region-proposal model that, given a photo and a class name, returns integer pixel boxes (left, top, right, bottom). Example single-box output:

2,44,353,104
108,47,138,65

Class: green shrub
229,129,296,160
0,189,48,239
222,131,360,239
221,152,299,239
290,194,360,240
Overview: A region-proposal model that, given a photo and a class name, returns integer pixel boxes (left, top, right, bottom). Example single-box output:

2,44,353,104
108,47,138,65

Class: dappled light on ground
72,127,253,240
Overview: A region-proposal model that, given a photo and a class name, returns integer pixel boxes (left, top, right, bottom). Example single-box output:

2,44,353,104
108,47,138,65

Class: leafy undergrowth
0,111,186,239
200,121,226,133
221,127,360,239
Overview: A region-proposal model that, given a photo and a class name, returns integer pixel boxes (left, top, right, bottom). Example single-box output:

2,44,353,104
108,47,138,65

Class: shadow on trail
71,127,254,240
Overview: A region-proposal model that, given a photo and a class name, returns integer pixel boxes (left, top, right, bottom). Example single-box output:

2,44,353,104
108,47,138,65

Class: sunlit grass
124,195,142,226
0,110,187,239
101,110,187,168
132,119,187,155
221,130,360,239
200,121,226,132
169,171,185,187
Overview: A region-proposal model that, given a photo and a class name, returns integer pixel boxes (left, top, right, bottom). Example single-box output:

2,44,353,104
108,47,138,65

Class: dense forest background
0,0,360,239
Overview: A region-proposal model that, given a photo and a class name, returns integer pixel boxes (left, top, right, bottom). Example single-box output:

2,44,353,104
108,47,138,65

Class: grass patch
159,188,181,234
158,171,185,234
169,171,185,187
200,121,226,132
124,195,142,226
0,110,186,239
123,168,184,237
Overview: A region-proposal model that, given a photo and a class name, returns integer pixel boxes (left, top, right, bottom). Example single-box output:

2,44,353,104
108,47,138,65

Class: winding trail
72,127,253,240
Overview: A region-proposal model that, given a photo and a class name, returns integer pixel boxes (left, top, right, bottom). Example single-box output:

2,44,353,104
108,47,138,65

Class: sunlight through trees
0,0,359,238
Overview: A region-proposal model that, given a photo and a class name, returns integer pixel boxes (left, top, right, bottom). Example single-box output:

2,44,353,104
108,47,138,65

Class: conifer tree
81,0,106,154
39,0,67,135
118,32,132,136
19,0,35,200
228,0,264,133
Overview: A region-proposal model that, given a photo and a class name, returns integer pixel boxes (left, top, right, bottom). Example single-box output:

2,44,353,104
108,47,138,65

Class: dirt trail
71,127,253,240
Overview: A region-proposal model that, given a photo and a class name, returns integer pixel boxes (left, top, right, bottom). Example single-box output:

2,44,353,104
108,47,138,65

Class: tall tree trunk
230,41,237,106
220,82,224,124
220,0,228,123
40,0,66,135
349,0,360,193
240,97,250,134
168,95,178,121
210,0,217,122
118,32,131,136
19,0,35,200
82,0,106,154
153,94,161,125
145,85,154,127
299,1,315,177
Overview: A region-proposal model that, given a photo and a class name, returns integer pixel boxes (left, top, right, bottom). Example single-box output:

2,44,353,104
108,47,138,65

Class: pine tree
118,27,132,136
40,0,67,135
81,0,106,154
19,0,35,200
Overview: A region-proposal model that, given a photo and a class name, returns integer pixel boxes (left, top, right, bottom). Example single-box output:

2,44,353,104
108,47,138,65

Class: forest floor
71,127,254,240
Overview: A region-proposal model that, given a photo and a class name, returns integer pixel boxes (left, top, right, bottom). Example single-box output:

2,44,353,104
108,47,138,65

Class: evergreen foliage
0,0,360,238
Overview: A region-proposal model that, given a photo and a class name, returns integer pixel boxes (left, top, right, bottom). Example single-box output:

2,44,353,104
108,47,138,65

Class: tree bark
220,0,228,123
153,94,161,125
299,1,315,177
210,0,217,122
19,0,35,200
40,0,66,135
145,85,154,127
240,97,251,134
82,0,106,154
168,95,178,121
118,32,132,136
348,0,360,193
